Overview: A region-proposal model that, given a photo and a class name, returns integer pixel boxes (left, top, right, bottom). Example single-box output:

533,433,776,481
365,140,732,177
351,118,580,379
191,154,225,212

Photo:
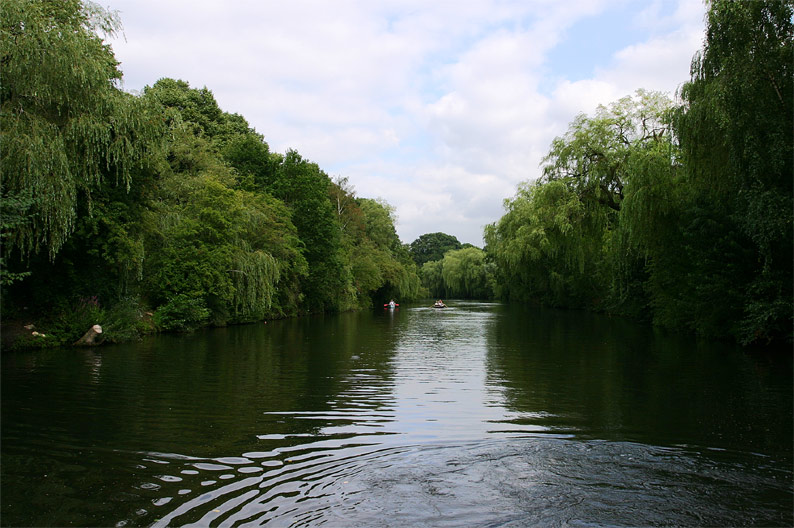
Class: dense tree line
430,246,494,300
406,232,494,300
3,0,790,350
416,246,494,300
1,0,421,346
485,0,792,346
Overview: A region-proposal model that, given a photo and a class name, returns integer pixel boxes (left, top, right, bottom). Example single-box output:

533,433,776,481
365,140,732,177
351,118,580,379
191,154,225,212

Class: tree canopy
485,0,793,346
1,0,163,260
3,0,790,349
1,1,422,345
420,246,493,299
408,232,463,266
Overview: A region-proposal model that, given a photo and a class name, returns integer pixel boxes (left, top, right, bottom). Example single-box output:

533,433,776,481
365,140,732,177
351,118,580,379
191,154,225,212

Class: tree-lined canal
2,302,791,526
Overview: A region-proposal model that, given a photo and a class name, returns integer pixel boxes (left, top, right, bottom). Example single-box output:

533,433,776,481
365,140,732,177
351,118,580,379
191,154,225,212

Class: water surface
2,302,791,526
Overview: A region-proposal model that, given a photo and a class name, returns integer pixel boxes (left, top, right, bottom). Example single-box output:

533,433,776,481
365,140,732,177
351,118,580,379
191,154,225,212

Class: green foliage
138,81,309,323
1,0,164,259
485,179,609,306
350,241,386,297
58,296,106,343
143,78,250,145
12,296,108,349
0,193,33,286
678,0,792,194
143,162,297,325
440,247,493,299
230,248,279,319
420,260,445,298
486,0,792,346
152,293,210,332
599,227,649,319
222,133,274,190
419,247,493,299
269,150,344,312
102,296,148,342
409,232,462,266
359,198,399,250
0,6,422,345
329,176,364,238
542,89,676,212
673,0,793,344
354,198,423,304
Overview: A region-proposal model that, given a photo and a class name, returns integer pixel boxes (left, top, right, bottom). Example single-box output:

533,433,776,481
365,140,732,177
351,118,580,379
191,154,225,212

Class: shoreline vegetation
2,0,791,351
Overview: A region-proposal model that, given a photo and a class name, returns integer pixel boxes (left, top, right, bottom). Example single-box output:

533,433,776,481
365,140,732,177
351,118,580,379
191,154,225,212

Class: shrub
152,293,210,332
103,296,148,342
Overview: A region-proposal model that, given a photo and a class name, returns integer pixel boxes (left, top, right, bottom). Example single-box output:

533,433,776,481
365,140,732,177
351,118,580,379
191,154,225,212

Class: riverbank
1,301,368,352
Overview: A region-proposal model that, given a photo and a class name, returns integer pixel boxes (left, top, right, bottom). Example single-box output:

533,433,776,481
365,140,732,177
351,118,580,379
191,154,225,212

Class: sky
104,0,707,246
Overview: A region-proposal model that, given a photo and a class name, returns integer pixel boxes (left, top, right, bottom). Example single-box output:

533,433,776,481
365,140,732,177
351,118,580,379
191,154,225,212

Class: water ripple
139,438,791,527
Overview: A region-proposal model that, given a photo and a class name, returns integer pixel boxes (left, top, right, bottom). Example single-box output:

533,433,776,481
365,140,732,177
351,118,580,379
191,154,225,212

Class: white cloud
106,0,706,245
406,0,705,243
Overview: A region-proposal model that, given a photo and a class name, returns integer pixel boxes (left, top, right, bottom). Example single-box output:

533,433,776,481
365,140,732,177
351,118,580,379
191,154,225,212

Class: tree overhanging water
1,0,791,349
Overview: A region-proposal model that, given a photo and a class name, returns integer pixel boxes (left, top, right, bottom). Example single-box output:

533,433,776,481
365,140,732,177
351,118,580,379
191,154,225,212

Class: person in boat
433,299,446,308
388,300,396,308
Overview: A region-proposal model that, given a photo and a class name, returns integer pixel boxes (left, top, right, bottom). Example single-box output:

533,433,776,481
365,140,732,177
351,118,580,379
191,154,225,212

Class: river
2,302,792,526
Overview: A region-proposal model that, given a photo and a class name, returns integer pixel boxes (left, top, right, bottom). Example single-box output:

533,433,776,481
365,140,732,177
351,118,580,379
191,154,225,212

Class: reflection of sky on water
2,303,791,527
385,302,551,443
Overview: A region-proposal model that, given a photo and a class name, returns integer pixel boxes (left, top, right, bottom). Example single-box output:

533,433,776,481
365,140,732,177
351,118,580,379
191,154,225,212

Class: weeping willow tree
670,0,793,343
485,180,610,306
439,247,493,299
486,91,676,310
541,89,675,213
0,0,163,260
230,246,279,321
420,259,445,298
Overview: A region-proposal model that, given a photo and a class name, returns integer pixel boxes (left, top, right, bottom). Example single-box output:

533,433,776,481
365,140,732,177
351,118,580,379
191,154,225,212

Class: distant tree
359,199,399,251
329,176,363,236
420,260,445,298
409,232,462,266
419,247,493,299
441,247,492,299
